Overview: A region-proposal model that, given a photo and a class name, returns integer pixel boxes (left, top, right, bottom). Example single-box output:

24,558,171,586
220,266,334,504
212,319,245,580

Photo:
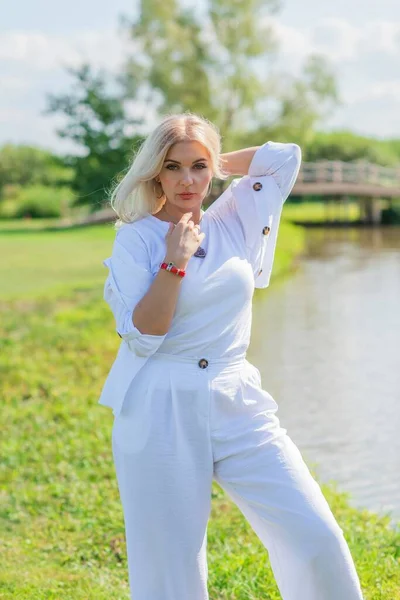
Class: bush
381,204,400,224
1,185,75,219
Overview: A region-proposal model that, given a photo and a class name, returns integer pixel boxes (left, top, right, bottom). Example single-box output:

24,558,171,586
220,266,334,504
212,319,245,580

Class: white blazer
98,141,301,417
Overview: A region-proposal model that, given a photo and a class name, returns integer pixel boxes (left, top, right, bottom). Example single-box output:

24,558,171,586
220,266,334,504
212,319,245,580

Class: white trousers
111,352,364,600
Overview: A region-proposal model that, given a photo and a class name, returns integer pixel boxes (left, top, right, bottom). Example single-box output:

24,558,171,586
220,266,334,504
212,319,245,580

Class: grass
283,200,361,223
0,221,116,300
1,218,399,599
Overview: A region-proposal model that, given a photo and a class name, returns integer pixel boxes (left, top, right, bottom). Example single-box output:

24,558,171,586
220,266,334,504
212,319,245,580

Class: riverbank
1,221,399,598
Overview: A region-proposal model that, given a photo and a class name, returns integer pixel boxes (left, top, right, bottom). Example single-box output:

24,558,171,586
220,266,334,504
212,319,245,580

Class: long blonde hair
108,112,229,229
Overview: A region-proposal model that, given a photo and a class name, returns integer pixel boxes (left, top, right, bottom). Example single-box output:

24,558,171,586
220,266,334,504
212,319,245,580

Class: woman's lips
179,193,195,198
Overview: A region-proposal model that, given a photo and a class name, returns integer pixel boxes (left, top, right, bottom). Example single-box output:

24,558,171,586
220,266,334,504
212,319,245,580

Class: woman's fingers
165,222,175,238
179,211,193,224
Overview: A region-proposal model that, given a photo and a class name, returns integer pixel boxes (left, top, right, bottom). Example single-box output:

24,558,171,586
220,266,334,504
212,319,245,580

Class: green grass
0,222,116,300
283,201,361,223
1,219,399,599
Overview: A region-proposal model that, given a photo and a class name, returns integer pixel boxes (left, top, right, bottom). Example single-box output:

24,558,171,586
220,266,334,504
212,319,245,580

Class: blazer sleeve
102,226,167,357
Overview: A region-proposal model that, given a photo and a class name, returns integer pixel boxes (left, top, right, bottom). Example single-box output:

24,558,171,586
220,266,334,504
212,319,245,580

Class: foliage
381,205,400,224
44,64,144,212
264,54,340,147
0,185,75,219
302,130,400,166
121,0,339,149
0,144,72,196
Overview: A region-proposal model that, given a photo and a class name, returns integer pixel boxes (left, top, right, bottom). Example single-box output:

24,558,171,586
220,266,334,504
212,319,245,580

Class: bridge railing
298,161,400,187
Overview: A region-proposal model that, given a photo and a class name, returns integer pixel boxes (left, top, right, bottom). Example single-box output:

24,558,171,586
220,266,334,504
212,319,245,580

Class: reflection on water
250,227,400,526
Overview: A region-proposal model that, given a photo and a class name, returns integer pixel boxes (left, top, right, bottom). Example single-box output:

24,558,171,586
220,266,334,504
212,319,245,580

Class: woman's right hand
164,211,206,269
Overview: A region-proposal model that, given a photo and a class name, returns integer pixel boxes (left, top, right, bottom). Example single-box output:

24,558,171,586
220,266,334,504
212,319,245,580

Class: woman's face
156,140,213,213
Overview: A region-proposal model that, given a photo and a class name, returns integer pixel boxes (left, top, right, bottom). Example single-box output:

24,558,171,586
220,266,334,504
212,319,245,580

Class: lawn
1,218,399,599
283,200,361,223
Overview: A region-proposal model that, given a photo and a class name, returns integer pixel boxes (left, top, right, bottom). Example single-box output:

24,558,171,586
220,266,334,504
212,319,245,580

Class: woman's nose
180,170,194,184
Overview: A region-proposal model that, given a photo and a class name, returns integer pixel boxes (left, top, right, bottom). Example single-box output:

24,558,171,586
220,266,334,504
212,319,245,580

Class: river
250,226,400,526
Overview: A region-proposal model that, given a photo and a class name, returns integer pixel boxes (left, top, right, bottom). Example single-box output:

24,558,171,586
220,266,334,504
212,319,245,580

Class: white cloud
261,16,400,138
271,17,400,65
311,19,361,60
357,21,400,55
0,29,130,72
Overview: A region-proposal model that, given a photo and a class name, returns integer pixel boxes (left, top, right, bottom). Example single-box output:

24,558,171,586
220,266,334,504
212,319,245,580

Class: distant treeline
0,131,399,219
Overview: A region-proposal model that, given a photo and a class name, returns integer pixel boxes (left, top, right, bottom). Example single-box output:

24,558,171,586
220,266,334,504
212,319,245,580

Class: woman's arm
222,142,301,201
132,261,184,336
220,147,260,176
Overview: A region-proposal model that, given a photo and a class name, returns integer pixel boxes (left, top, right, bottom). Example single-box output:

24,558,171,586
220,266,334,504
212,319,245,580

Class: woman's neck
155,205,204,225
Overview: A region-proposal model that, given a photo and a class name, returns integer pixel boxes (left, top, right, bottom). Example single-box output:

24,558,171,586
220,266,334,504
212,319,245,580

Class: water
250,227,400,526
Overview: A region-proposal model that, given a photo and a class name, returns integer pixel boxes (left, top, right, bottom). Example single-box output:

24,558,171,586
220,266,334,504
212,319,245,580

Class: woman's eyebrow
164,158,208,164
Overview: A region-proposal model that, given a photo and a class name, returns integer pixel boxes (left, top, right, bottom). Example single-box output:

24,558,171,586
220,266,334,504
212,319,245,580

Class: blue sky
1,0,399,154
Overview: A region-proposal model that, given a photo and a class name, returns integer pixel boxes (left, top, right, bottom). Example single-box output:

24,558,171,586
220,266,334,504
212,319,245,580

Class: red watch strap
160,262,186,277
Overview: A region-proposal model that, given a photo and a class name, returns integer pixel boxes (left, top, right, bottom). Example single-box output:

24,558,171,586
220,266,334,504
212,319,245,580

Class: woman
99,112,364,600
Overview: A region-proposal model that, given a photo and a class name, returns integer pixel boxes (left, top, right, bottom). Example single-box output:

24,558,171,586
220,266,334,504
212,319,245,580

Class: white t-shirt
100,141,301,415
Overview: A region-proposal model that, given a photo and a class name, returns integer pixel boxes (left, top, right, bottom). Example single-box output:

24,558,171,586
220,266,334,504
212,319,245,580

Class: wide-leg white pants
111,352,364,600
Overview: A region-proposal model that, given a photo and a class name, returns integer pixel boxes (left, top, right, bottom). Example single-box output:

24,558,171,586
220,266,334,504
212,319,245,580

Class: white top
99,141,301,417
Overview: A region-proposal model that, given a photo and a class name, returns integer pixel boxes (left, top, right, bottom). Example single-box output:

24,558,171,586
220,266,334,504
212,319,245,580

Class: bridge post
360,197,382,225
371,198,382,225
360,197,369,224
343,195,352,225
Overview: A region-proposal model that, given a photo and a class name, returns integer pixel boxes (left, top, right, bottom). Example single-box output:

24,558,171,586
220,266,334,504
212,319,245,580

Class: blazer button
262,226,270,235
198,358,209,369
253,182,263,191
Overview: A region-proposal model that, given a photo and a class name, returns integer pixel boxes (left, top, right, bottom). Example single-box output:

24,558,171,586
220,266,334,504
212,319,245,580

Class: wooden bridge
292,161,400,224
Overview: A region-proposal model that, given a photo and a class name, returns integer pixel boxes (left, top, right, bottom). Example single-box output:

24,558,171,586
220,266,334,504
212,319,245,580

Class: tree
265,54,340,147
120,0,339,149
44,64,144,212
0,144,70,194
303,131,400,165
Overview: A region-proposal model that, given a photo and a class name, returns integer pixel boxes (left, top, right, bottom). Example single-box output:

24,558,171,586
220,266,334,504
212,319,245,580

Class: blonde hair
108,112,229,229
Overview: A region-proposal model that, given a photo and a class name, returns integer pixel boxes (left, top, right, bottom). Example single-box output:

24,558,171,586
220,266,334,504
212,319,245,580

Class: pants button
198,358,209,369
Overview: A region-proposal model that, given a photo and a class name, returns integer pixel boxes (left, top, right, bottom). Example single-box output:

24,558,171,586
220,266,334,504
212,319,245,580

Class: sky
1,0,400,155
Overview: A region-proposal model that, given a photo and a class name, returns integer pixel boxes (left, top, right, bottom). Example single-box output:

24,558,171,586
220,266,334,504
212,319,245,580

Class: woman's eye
165,164,207,170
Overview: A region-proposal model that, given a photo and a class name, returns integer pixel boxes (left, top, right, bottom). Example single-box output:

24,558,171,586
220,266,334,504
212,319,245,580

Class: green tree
120,0,339,149
265,54,340,147
44,64,144,212
0,144,71,194
303,131,400,165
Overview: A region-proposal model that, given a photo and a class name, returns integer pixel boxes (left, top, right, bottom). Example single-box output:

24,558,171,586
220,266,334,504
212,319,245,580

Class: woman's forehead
166,140,209,162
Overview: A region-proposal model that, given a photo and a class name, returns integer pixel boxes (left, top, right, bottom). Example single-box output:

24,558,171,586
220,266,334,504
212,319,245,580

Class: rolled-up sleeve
103,227,166,357
206,141,302,289
248,141,302,202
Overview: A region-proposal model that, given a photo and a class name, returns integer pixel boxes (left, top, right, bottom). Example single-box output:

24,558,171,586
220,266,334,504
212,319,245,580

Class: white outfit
99,142,364,599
